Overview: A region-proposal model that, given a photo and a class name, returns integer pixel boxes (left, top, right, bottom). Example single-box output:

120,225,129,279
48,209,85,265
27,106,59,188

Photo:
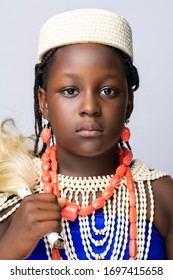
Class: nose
78,91,101,117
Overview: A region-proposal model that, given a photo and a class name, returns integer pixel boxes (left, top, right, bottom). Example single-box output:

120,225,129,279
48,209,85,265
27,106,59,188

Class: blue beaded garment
26,214,165,260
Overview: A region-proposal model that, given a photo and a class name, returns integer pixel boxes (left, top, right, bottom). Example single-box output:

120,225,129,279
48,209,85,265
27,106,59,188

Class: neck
57,146,119,177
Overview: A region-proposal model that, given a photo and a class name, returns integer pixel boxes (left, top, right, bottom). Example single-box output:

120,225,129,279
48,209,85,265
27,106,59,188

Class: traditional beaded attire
0,158,167,260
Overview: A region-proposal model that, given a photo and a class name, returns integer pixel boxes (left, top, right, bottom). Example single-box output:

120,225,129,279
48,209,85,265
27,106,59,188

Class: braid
113,49,139,149
116,49,139,92
33,48,57,156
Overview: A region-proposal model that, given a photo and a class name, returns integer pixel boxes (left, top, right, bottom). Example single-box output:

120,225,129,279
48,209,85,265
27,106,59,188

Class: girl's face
39,43,133,157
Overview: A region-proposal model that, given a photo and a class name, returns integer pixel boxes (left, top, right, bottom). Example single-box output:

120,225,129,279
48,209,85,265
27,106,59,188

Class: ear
38,88,49,120
126,91,134,121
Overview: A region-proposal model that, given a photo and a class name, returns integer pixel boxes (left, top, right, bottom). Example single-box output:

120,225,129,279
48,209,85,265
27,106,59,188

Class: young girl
0,8,173,260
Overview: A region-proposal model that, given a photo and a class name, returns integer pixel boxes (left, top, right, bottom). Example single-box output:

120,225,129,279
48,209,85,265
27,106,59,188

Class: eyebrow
63,73,120,81
63,73,79,79
100,73,120,82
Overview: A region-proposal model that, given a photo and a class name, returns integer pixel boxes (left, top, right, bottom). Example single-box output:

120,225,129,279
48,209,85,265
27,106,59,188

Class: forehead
50,43,124,72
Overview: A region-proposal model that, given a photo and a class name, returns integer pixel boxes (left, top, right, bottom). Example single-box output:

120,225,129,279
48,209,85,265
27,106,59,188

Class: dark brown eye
100,87,119,97
63,88,79,97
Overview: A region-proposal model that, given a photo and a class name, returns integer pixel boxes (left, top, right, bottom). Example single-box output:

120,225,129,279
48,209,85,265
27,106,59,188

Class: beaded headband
37,8,133,63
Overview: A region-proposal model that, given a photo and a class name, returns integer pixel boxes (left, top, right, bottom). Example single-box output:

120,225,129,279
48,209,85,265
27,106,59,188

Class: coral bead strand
42,145,60,260
126,167,137,260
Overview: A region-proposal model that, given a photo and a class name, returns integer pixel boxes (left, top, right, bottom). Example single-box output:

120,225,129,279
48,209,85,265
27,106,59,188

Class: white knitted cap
37,9,133,63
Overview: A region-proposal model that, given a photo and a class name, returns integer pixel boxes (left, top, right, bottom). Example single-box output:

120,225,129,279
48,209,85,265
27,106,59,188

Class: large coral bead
41,128,51,144
121,127,130,142
61,202,79,221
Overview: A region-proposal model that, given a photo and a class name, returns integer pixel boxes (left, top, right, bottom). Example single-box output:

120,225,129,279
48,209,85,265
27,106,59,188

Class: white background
0,0,173,176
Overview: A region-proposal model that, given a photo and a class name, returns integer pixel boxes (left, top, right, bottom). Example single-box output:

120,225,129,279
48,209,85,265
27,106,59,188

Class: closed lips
76,123,103,132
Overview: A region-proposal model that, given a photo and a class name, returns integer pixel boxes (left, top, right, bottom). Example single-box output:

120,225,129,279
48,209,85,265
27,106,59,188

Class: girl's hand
0,193,66,259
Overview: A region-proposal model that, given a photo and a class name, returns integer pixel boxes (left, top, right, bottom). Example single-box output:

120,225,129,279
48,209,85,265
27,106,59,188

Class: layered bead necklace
41,127,138,260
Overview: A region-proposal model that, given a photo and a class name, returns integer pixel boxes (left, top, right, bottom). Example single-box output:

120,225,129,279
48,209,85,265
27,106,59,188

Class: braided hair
33,46,139,156
33,48,57,156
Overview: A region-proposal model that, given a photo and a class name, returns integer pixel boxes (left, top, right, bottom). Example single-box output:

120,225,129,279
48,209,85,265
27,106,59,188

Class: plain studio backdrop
0,0,172,176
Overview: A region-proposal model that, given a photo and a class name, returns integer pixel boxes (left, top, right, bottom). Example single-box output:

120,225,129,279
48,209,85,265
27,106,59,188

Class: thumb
58,197,67,208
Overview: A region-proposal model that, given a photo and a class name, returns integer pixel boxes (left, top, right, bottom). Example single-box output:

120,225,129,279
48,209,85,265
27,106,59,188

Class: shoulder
152,175,173,234
132,160,173,259
152,175,173,218
132,160,173,236
152,174,173,219
152,175,173,202
152,175,173,259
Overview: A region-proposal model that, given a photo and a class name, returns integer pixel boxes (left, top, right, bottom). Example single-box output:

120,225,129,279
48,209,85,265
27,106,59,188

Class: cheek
47,97,76,134
104,100,127,126
102,101,128,145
